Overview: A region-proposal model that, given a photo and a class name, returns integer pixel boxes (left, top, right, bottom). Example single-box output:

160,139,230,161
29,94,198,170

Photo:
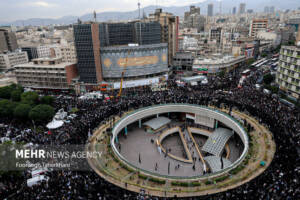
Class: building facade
0,51,28,71
249,19,268,37
21,47,38,61
172,52,194,75
184,5,200,21
15,57,78,90
74,20,168,86
276,46,300,98
60,43,77,63
36,44,60,58
0,29,18,53
148,9,179,66
193,55,246,75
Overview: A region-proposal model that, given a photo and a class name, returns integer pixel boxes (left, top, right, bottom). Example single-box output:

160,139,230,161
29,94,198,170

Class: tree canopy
263,74,275,85
21,91,39,105
14,104,31,119
29,104,55,122
40,96,54,105
0,100,17,118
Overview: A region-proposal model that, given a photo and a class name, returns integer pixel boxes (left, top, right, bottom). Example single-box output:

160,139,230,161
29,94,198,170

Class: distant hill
1,0,299,26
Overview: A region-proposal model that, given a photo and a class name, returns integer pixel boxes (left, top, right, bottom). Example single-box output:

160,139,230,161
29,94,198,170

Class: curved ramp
202,128,233,156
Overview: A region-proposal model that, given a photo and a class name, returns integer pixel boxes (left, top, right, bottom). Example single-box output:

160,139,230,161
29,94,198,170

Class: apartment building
0,51,28,71
15,57,78,90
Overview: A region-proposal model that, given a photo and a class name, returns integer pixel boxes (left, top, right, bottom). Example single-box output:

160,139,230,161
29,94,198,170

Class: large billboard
100,43,168,78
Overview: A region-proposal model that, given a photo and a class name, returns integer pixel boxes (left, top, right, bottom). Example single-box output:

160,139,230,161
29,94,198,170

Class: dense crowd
0,66,299,199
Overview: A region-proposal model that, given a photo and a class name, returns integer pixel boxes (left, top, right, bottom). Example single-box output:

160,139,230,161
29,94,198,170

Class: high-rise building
210,28,222,45
270,6,275,13
276,45,300,98
264,6,270,13
184,6,200,20
184,5,200,21
232,7,237,15
183,6,205,33
21,47,38,61
247,9,254,14
74,20,168,85
249,19,268,37
208,4,214,17
239,3,246,14
0,29,18,53
148,9,179,66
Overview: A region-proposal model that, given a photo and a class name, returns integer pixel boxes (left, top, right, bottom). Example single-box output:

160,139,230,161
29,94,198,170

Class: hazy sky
0,0,206,22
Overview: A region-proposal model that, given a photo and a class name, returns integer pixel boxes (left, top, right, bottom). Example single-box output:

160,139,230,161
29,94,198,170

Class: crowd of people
0,66,299,199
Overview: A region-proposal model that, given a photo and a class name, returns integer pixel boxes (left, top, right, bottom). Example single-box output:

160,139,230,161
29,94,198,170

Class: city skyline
0,0,298,24
0,0,205,22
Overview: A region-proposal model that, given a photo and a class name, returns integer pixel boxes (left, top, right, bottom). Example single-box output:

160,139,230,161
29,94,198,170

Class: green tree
40,96,54,105
264,85,279,94
21,91,39,105
15,84,24,93
0,86,13,99
261,52,268,58
263,74,275,85
14,104,31,119
0,100,17,118
11,90,22,102
29,104,55,122
218,70,225,78
246,58,255,66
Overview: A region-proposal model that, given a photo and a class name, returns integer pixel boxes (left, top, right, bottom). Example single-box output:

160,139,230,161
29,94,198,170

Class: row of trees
0,84,55,123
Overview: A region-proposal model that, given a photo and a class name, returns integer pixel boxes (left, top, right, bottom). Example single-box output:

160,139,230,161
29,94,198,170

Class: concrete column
157,114,159,118
115,136,118,143
139,119,142,128
125,126,128,136
215,120,218,129
168,112,170,117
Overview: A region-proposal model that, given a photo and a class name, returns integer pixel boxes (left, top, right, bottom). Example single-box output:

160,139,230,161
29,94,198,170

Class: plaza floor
118,122,241,177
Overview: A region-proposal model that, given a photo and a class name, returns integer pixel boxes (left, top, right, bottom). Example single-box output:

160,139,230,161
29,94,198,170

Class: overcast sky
0,0,207,22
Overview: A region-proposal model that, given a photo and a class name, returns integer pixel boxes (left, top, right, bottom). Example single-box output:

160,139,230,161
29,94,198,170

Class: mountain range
1,0,299,26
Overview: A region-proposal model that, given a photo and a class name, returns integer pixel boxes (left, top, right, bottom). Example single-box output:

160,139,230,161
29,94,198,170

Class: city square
0,1,300,199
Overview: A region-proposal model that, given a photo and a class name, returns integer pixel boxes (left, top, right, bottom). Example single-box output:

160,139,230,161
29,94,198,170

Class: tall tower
239,3,246,14
233,7,236,15
93,11,97,22
208,3,214,17
219,0,222,15
138,1,141,19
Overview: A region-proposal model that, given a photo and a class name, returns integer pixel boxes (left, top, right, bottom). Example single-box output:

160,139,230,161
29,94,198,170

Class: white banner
113,77,160,89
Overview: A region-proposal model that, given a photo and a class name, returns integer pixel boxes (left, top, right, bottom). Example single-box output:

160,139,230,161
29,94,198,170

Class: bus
280,98,295,109
251,58,266,67
256,60,269,68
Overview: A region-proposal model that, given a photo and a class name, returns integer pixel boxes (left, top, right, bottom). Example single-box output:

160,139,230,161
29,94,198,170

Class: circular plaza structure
87,104,275,197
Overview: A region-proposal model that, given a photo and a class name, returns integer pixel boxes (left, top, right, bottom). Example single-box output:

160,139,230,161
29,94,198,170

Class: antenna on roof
219,0,222,15
93,10,97,22
138,1,141,19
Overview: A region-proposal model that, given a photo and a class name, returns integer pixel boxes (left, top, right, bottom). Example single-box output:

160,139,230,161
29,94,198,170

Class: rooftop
194,55,245,65
14,61,75,68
